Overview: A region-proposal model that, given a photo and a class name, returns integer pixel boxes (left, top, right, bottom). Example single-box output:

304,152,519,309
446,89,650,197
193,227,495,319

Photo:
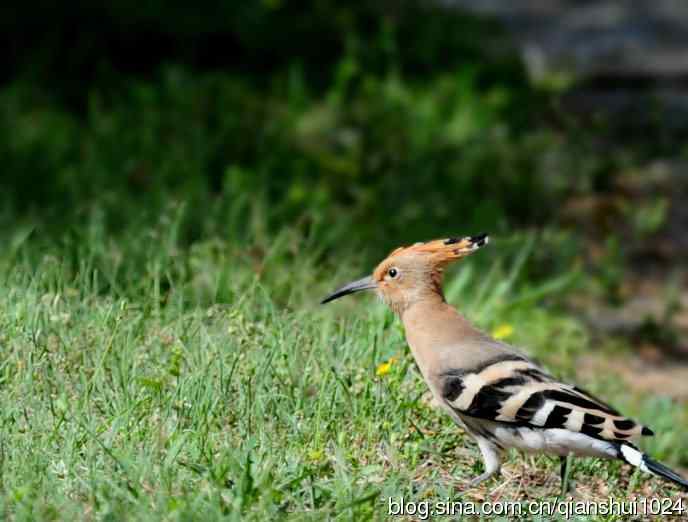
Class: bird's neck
398,297,485,385
388,279,446,315
400,296,485,354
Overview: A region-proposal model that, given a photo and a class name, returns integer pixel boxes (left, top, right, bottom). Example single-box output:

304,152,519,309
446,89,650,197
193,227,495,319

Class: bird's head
321,234,489,313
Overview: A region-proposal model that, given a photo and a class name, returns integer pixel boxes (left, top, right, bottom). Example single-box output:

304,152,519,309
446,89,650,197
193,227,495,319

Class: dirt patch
578,352,688,400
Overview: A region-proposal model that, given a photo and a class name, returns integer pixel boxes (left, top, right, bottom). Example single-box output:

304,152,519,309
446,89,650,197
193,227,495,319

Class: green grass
0,219,685,521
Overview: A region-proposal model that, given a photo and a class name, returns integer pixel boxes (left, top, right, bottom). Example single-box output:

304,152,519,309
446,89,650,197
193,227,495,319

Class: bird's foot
465,469,500,489
559,455,576,497
559,479,576,497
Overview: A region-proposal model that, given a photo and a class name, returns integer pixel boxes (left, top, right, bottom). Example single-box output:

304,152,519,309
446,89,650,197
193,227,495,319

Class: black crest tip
469,233,489,247
443,233,489,247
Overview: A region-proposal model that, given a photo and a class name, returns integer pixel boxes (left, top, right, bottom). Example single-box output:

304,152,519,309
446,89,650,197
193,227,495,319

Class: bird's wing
439,352,652,442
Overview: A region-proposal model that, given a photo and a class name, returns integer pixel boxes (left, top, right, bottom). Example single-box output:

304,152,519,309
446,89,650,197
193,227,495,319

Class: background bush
1,0,597,256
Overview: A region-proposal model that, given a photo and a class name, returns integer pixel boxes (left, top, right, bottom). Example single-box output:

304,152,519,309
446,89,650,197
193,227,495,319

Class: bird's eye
388,267,398,278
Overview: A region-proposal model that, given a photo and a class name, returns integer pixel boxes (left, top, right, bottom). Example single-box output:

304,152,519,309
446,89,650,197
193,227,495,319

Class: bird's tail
618,443,688,489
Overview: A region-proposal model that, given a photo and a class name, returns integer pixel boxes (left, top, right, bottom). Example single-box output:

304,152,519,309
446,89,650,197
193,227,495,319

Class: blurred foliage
0,1,629,269
1,1,525,97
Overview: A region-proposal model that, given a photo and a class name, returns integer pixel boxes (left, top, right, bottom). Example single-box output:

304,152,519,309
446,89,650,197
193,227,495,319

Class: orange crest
387,233,489,266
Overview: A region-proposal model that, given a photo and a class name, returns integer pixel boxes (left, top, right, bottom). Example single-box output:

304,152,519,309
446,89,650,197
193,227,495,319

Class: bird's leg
559,455,575,495
467,438,501,488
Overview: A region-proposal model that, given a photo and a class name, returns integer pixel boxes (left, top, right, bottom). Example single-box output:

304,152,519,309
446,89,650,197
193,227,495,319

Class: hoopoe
322,234,688,490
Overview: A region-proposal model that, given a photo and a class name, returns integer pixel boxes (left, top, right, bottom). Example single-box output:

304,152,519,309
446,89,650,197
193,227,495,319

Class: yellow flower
376,357,398,377
492,323,514,340
307,449,324,462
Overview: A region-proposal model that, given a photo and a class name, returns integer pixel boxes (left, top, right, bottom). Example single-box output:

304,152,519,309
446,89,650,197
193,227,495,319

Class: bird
321,234,688,491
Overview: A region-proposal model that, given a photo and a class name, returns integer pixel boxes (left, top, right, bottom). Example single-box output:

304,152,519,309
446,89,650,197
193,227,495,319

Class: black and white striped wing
440,354,653,442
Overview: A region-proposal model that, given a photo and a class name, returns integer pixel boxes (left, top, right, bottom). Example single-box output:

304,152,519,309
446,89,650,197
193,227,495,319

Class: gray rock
443,0,688,79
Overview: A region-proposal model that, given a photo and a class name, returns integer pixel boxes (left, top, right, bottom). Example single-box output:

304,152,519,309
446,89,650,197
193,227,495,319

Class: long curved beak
320,276,377,304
